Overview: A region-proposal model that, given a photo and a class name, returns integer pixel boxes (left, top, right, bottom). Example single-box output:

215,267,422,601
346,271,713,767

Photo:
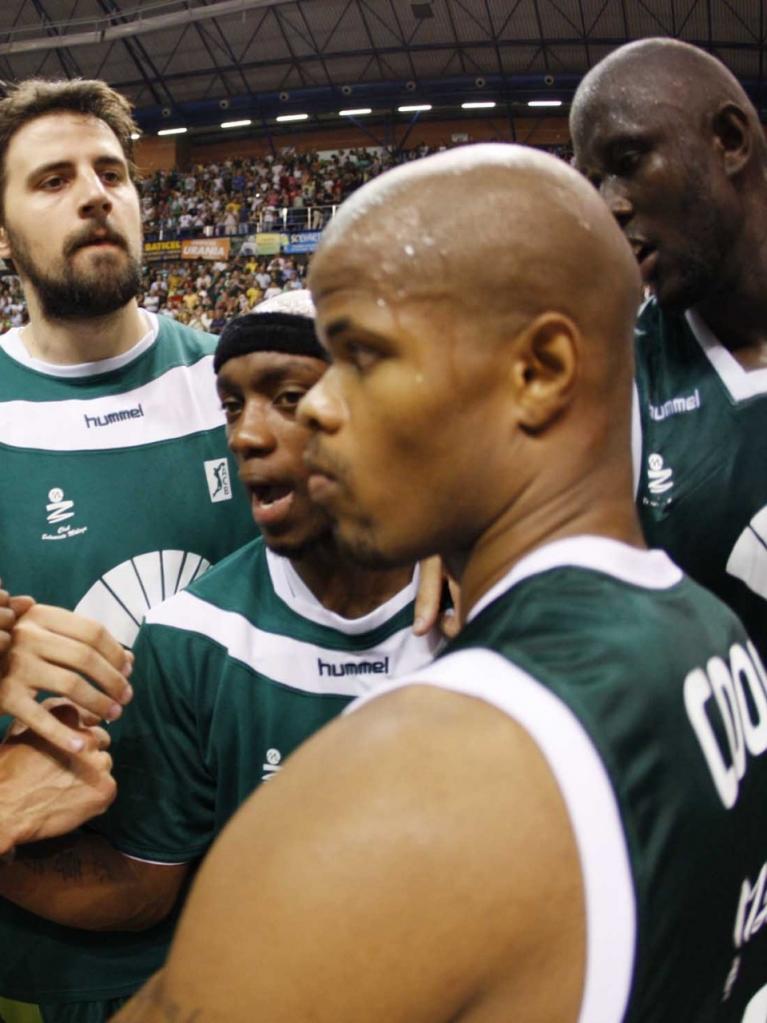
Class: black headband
213,312,328,374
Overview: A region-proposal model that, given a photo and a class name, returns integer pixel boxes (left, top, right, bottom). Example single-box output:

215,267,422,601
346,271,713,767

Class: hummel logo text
84,404,144,429
318,657,390,677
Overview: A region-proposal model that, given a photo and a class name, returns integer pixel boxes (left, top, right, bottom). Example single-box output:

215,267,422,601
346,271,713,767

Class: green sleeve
93,622,217,863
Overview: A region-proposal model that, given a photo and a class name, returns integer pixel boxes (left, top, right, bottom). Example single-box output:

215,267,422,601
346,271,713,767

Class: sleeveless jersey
0,312,255,646
351,536,767,1022
634,298,767,661
0,314,255,1010
1,537,439,1002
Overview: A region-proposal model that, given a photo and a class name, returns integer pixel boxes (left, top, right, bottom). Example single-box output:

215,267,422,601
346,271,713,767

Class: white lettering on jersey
648,388,701,421
684,641,767,809
727,505,767,601
262,747,282,781
647,452,674,495
42,487,88,542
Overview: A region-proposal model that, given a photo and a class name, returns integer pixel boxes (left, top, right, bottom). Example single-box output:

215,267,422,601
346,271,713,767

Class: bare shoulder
138,684,586,1023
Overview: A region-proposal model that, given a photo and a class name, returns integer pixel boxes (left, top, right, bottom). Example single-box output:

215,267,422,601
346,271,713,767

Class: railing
144,204,340,243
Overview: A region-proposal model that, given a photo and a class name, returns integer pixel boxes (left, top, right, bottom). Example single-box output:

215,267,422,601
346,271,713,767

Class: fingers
0,590,15,657
17,604,131,677
413,556,445,635
9,606,133,713
439,607,461,640
9,595,35,616
85,725,112,751
4,697,96,755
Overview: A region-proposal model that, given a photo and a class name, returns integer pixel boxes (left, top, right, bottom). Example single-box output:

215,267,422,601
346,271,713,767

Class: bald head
301,144,643,574
571,39,765,313
311,143,640,369
572,38,764,160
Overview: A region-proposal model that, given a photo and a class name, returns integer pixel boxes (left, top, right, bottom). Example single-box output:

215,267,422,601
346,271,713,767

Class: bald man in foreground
114,146,767,1022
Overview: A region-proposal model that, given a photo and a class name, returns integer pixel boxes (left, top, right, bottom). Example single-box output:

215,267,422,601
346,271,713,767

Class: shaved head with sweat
304,143,642,610
571,38,767,345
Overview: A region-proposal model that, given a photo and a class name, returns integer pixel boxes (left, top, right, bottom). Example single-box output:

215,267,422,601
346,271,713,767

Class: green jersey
0,312,255,646
81,538,435,991
353,536,767,1021
634,298,767,661
0,314,255,1011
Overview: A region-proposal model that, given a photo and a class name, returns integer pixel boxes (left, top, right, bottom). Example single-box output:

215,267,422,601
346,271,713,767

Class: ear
0,225,11,261
509,313,578,433
711,102,751,178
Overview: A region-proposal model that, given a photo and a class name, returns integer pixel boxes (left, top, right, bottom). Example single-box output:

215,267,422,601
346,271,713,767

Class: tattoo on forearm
15,833,126,884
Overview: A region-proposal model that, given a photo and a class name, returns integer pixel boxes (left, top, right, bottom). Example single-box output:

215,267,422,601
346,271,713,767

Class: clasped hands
0,584,133,853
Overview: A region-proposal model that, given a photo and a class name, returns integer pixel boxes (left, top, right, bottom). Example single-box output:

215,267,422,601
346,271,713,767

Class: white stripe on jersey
349,648,636,1023
0,355,224,451
145,589,439,697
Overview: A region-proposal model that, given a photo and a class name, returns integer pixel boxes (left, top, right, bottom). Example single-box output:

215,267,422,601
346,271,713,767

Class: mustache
304,438,349,483
64,225,129,258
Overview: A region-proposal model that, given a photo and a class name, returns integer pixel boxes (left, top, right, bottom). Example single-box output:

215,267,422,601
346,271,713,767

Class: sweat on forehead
310,143,639,329
572,37,752,127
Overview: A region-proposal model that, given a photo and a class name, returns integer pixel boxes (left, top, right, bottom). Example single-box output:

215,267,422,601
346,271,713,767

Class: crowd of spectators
140,145,422,240
139,254,307,331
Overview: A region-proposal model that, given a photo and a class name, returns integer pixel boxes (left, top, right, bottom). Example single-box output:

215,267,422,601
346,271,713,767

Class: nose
600,177,633,230
78,170,113,219
227,399,278,459
297,370,345,434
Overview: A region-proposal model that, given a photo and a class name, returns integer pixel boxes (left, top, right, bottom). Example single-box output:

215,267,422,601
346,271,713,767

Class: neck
456,459,645,626
289,537,413,619
19,296,146,366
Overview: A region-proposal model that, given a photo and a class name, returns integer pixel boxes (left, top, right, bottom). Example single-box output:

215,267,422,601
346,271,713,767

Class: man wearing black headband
0,291,439,1004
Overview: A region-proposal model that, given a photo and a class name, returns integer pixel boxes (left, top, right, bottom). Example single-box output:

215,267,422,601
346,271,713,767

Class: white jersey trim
144,589,439,697
267,548,421,634
631,380,642,498
687,309,767,402
0,310,159,378
468,535,682,623
349,648,636,1023
0,352,224,451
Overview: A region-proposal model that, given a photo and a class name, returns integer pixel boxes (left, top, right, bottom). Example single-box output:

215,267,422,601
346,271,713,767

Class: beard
5,222,142,320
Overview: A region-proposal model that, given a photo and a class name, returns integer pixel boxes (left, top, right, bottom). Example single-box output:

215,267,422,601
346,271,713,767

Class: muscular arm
114,686,586,1023
0,830,189,931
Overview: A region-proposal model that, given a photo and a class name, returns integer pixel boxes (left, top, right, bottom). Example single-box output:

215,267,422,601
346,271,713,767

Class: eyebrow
28,154,126,180
324,317,352,339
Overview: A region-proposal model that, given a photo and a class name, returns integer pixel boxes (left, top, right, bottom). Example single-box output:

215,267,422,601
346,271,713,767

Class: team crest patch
204,458,233,502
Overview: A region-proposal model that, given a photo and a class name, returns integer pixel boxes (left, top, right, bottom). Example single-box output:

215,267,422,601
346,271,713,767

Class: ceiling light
527,100,562,108
339,108,372,117
398,104,431,112
276,113,308,122
130,132,141,140
157,127,187,136
461,101,496,110
221,119,252,129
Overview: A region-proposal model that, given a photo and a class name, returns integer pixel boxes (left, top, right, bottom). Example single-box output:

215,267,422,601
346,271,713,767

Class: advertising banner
181,238,231,261
144,239,181,261
283,231,323,254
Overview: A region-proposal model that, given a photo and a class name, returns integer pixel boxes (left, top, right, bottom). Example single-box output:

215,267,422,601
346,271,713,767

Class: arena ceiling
0,0,763,142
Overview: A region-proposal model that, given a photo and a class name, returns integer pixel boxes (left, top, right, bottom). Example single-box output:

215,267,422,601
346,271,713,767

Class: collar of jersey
467,535,682,624
0,309,159,379
266,547,419,634
686,308,767,402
